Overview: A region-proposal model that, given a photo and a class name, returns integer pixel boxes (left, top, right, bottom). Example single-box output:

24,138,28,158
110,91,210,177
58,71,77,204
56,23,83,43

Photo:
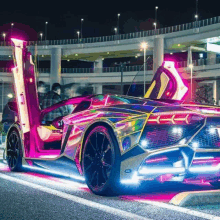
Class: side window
41,104,76,124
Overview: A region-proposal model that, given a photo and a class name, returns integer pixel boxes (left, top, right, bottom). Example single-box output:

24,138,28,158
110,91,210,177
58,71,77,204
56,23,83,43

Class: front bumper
120,146,220,184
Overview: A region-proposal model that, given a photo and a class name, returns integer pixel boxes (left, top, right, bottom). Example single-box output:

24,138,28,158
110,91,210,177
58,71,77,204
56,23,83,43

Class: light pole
2,33,6,46
115,61,130,95
81,18,84,41
77,31,80,43
117,14,120,41
11,23,14,37
114,27,117,40
117,13,120,35
189,64,193,100
45,21,48,41
155,6,158,30
141,42,148,96
40,33,43,42
195,0,198,27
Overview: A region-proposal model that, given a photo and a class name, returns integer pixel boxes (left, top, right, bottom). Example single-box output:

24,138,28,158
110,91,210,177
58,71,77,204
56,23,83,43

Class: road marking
139,200,220,220
0,173,150,220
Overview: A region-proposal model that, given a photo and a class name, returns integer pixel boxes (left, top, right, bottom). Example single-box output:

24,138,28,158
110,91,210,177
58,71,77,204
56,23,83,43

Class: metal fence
0,16,220,47
1,58,220,74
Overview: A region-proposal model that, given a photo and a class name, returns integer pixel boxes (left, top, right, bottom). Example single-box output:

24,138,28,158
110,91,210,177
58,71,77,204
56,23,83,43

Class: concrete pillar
50,48,61,87
187,47,192,67
153,37,164,74
213,80,220,105
94,58,103,73
95,84,103,94
207,52,216,65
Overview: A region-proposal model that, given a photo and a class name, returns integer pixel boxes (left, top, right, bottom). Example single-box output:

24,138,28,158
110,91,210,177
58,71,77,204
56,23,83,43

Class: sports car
5,39,220,195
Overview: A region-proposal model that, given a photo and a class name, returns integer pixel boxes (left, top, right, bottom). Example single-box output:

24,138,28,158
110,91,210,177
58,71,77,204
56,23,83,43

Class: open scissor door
12,39,43,157
145,61,188,100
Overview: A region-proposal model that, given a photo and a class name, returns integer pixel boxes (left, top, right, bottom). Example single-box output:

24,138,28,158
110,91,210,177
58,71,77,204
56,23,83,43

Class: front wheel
6,129,23,171
82,125,121,196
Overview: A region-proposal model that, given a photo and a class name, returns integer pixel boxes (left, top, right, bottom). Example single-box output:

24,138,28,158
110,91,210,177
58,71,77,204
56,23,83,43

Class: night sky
0,1,219,41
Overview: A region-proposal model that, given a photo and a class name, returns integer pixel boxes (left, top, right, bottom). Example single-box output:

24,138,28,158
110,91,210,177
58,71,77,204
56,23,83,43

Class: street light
77,31,80,43
155,6,158,30
40,33,43,41
11,23,14,37
117,13,120,35
7,93,13,98
195,0,198,28
114,28,117,41
2,33,6,46
141,42,148,96
189,64,193,100
45,21,48,41
81,18,84,41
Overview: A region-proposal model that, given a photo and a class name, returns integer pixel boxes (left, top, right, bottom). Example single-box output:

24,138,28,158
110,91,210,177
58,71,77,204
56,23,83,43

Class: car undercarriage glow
22,165,85,181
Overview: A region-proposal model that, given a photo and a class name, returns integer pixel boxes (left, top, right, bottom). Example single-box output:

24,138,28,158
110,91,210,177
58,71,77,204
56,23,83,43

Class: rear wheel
82,125,121,196
6,129,22,171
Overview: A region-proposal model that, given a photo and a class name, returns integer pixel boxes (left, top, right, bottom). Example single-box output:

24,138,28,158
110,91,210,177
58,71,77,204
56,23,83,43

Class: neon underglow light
138,167,185,175
22,165,85,181
120,171,139,184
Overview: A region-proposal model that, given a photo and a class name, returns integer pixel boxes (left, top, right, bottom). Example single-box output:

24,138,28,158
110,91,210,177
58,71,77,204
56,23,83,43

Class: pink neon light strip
145,156,168,163
192,158,220,164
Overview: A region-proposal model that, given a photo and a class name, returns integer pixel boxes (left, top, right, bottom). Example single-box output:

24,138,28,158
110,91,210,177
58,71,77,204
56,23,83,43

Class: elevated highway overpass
1,58,220,100
1,16,220,86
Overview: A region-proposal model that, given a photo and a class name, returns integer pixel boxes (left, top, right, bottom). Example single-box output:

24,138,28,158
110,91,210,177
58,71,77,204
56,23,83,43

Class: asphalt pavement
0,147,220,220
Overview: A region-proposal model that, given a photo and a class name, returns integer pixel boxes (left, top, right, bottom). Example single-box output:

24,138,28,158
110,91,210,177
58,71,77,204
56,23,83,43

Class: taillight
147,112,204,125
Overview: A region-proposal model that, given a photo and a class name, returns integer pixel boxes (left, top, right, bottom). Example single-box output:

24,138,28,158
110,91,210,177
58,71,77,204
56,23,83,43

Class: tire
6,129,23,171
82,125,121,196
210,180,220,188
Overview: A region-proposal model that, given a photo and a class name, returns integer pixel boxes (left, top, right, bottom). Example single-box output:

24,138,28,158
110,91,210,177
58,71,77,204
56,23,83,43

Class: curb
169,189,220,206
